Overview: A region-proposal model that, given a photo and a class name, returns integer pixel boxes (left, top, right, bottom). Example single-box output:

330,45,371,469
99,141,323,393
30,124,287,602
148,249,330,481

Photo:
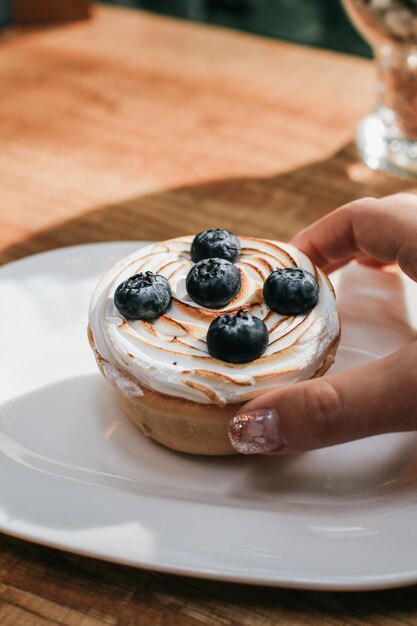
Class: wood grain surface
1,5,417,625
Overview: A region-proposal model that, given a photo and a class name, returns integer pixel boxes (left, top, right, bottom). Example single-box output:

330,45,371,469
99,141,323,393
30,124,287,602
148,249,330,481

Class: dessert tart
88,230,340,455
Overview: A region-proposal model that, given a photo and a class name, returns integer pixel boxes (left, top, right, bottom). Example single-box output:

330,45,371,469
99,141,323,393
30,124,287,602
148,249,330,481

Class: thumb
228,343,417,454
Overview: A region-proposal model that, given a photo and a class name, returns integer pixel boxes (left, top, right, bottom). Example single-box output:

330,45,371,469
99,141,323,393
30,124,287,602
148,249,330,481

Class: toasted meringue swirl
89,237,340,406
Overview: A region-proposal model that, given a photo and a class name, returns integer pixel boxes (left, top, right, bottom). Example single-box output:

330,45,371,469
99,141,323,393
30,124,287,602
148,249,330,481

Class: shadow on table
1,142,415,264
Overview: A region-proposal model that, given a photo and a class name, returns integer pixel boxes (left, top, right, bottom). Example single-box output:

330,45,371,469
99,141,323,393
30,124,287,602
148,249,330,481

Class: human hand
228,193,417,454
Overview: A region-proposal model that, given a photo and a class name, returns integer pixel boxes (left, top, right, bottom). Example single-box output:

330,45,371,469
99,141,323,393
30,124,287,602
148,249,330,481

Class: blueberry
114,271,171,320
191,229,240,263
263,267,319,315
207,310,268,363
186,258,241,308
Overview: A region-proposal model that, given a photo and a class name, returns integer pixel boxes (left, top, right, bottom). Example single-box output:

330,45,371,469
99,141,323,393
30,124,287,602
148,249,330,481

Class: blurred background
1,0,371,58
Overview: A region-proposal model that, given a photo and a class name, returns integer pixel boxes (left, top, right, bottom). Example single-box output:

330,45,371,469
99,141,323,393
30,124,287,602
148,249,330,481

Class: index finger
291,193,417,280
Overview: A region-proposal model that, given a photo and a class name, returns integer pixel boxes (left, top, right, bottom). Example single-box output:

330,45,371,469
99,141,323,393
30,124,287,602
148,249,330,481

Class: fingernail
228,409,287,454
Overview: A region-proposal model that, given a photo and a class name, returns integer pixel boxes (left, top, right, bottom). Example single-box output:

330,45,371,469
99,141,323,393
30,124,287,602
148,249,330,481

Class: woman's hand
228,193,417,454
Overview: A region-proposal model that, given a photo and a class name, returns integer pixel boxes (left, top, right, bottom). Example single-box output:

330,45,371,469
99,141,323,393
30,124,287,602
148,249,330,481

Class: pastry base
88,326,340,456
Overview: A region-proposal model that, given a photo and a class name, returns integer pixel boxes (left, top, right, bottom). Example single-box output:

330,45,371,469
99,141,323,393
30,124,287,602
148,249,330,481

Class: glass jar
343,0,417,178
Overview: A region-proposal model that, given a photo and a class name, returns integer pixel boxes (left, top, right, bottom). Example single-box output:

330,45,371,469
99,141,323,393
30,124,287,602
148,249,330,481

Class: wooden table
1,5,417,625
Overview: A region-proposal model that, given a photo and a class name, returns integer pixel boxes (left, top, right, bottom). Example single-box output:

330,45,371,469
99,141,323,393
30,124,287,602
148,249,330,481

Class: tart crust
88,326,340,455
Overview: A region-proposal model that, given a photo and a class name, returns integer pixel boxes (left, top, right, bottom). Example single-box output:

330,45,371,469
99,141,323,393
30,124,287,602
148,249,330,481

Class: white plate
2,242,417,591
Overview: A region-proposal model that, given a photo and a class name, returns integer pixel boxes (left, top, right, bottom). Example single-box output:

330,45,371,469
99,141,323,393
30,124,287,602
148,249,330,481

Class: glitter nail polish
228,409,286,454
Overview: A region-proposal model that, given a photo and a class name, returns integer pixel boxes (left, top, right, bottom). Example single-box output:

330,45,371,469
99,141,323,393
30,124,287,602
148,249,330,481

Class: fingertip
290,227,335,270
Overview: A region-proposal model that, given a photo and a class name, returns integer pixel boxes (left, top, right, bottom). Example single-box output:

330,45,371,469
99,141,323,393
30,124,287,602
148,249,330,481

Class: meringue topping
89,236,340,406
